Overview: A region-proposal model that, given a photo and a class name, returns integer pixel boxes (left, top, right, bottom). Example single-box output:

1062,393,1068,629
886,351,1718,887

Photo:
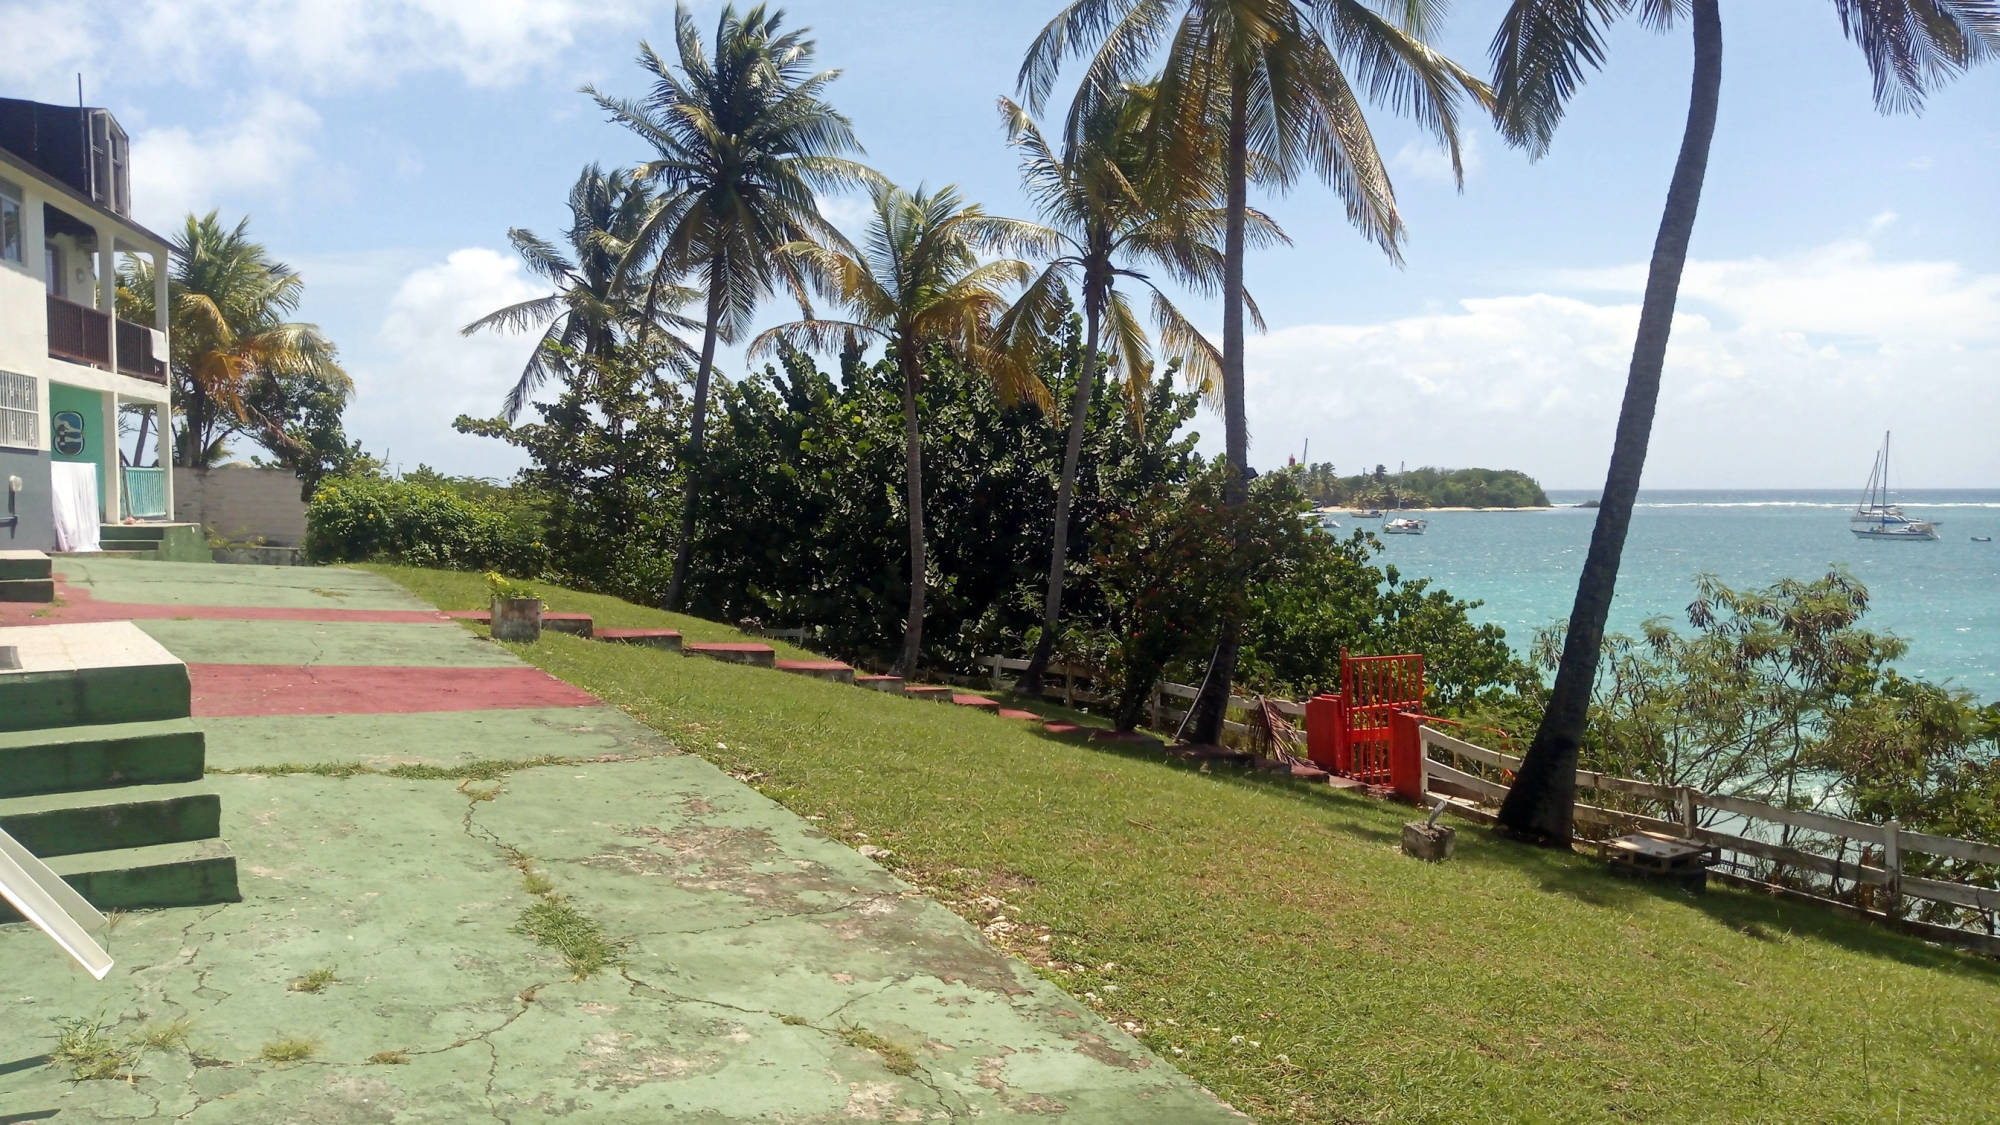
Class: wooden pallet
1599,830,1720,891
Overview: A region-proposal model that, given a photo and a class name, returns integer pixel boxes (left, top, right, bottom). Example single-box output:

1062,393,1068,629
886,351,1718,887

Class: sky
12,1,1999,490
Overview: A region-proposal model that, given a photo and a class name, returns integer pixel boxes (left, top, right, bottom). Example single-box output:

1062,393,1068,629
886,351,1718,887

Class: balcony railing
114,318,168,383
47,294,111,368
46,294,168,383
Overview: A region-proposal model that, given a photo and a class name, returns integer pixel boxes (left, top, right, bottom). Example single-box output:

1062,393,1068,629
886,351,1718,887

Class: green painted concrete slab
0,765,1232,1122
137,618,525,667
54,559,434,611
199,707,678,773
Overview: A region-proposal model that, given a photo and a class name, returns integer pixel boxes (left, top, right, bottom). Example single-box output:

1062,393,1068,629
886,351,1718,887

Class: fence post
1883,818,1902,916
1149,684,1164,733
1678,788,1697,839
1062,666,1074,708
989,657,1002,693
1388,711,1423,804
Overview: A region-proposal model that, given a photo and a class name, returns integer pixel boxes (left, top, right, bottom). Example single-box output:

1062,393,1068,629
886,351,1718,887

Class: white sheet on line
50,461,101,552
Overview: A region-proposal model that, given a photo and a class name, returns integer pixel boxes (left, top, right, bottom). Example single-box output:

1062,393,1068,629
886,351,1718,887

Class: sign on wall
52,410,85,457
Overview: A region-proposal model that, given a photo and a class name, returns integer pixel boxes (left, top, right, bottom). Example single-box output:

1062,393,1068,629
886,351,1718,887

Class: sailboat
1851,432,1938,541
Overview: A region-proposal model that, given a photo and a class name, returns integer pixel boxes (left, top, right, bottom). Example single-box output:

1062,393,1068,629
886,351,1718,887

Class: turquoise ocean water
1363,490,2000,704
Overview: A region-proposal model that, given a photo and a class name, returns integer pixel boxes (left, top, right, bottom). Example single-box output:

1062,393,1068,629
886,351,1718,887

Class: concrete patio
0,559,1236,1122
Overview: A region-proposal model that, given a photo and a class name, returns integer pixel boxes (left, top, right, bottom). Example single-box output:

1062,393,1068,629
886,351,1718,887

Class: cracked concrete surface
0,561,1237,1122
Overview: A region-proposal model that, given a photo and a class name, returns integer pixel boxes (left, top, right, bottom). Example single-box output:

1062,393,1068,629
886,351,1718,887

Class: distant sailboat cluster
1851,432,1939,541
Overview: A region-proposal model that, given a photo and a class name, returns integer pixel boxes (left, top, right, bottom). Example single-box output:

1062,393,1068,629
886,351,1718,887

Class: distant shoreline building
0,95,174,551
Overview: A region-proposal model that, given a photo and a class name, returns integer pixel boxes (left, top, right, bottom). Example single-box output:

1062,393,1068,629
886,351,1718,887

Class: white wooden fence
1417,724,2000,957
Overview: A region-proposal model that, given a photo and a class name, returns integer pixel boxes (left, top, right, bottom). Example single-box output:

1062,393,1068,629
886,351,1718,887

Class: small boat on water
1975,536,1993,543
1850,432,1938,541
1381,517,1427,535
1348,509,1383,519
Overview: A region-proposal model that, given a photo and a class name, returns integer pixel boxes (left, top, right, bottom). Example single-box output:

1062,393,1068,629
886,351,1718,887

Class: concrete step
596,627,683,651
47,839,239,912
0,577,56,602
446,609,594,637
0,780,221,858
0,550,52,581
0,621,191,732
997,708,1042,722
685,642,775,667
54,547,156,560
99,523,172,542
775,659,855,684
1042,721,1090,740
856,675,904,693
902,685,953,703
0,718,206,798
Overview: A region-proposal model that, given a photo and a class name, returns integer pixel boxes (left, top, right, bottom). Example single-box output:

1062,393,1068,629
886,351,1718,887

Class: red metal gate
1304,651,1424,785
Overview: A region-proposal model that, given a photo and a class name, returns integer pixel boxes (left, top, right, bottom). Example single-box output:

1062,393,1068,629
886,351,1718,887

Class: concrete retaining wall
174,466,307,547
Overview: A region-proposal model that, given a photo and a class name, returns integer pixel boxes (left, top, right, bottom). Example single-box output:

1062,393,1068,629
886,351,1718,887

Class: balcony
45,293,167,383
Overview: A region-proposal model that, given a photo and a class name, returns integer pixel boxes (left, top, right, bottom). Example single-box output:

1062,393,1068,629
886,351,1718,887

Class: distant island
1281,463,1550,510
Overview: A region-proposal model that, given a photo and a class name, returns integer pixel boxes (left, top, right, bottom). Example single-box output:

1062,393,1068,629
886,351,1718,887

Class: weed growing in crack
130,1018,192,1051
211,755,587,782
52,1015,137,1080
513,899,626,979
837,1025,918,1076
259,1037,318,1063
369,1049,410,1065
780,1014,810,1027
289,967,338,994
518,866,555,897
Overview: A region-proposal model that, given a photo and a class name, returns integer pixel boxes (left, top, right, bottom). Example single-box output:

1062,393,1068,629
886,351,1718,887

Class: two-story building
0,96,173,552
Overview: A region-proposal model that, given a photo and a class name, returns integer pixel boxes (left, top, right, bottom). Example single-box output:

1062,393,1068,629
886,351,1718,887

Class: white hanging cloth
49,462,101,552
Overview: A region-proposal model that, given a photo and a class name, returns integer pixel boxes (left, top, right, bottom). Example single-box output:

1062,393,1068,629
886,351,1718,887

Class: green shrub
305,476,545,573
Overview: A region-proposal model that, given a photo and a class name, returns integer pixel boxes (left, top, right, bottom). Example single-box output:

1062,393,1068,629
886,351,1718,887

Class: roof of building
0,138,172,252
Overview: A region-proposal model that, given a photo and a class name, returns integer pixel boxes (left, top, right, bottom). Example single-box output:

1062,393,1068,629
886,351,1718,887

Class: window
0,371,37,450
44,243,63,297
0,181,21,265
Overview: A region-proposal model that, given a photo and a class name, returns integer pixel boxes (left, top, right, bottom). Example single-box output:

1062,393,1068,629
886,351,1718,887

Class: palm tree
119,212,348,469
997,83,1287,697
1019,0,1488,743
588,3,877,610
461,164,699,421
753,183,1055,674
1489,0,1998,846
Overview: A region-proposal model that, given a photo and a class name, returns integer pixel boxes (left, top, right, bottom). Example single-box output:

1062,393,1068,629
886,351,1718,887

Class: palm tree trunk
1498,0,1722,847
895,346,927,676
1018,290,1103,697
664,290,723,611
1188,65,1253,746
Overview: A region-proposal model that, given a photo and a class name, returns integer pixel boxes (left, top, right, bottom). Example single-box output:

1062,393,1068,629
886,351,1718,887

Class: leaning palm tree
997,83,1287,697
588,3,877,610
119,212,349,469
753,183,1056,675
461,164,700,421
1489,0,1999,847
1019,0,1489,743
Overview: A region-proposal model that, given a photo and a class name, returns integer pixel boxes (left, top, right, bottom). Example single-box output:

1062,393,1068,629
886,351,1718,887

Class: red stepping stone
951,694,1001,711
685,642,776,667
597,627,683,651
1042,721,1089,739
190,664,596,717
997,708,1041,721
902,685,953,702
856,674,904,693
775,659,855,684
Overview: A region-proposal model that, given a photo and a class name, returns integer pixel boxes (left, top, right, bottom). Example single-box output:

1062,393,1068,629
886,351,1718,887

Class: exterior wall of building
0,147,172,537
48,381,105,500
173,466,309,546
0,447,53,549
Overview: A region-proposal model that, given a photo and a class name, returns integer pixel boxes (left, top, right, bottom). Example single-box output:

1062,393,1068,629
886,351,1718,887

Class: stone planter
1401,821,1456,863
491,597,543,643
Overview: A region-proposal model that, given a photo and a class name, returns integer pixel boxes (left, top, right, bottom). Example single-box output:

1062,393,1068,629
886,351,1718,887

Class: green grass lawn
371,564,2000,1124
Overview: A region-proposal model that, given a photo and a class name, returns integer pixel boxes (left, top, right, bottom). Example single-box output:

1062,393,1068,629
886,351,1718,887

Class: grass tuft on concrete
130,1018,192,1052
259,1037,317,1063
51,1016,137,1081
514,898,625,980
374,565,2000,1124
289,967,338,994
369,1049,411,1065
837,1025,919,1076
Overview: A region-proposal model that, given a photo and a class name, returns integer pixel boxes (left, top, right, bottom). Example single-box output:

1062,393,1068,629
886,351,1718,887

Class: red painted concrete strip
190,664,598,717
686,642,774,654
775,659,851,672
0,581,449,626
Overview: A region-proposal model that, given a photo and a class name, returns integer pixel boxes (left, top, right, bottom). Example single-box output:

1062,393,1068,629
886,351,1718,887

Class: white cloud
0,0,670,92
345,248,548,478
1867,210,1898,233
1237,241,2000,488
1391,132,1483,187
128,92,321,230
